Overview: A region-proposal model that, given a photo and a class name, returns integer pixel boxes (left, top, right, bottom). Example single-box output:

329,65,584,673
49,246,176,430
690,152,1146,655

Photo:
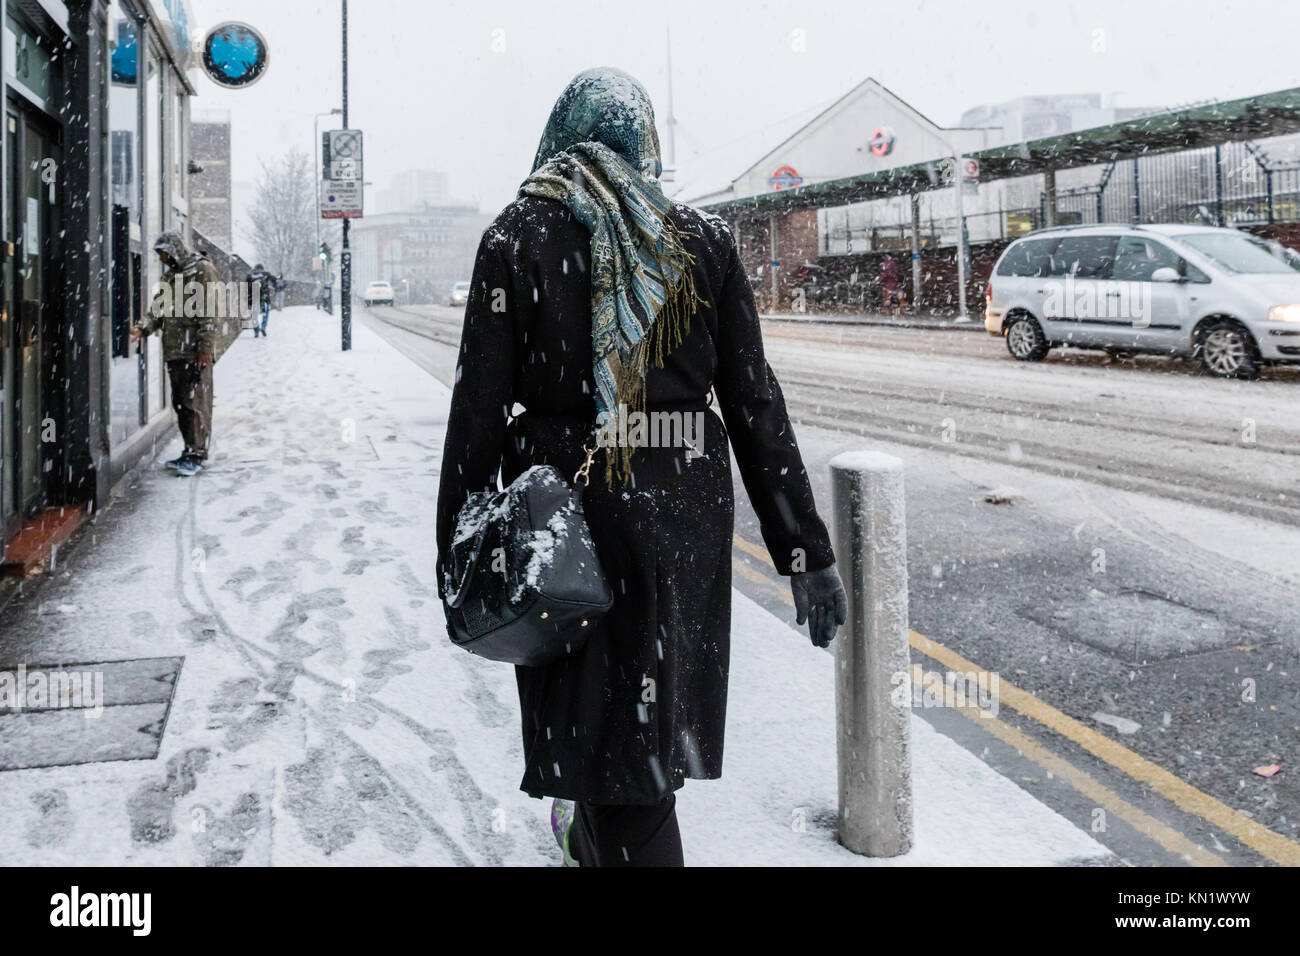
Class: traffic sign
323,129,362,163
321,130,364,179
321,129,364,218
321,179,363,219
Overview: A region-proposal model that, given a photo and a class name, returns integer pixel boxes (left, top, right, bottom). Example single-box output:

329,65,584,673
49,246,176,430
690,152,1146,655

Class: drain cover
0,657,183,771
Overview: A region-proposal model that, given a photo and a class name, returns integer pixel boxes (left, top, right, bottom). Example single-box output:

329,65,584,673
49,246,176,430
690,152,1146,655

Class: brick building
189,109,232,249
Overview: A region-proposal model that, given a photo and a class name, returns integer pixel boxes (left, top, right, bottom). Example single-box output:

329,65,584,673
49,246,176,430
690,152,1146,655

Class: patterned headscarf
520,67,705,483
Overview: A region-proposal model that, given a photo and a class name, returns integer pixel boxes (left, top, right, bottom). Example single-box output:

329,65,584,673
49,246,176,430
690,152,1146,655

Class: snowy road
761,319,1300,527
371,304,1300,867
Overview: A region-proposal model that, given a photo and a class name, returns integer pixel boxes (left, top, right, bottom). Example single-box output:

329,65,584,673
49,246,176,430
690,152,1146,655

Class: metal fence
818,133,1300,257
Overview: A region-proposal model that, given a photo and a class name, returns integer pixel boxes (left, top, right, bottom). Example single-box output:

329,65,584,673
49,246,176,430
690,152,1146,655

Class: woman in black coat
436,68,846,866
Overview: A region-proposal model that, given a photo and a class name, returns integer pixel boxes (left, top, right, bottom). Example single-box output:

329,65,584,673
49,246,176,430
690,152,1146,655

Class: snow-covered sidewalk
0,307,1107,865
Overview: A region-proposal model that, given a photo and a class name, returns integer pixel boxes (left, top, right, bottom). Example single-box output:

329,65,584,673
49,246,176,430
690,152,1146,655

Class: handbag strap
573,437,600,486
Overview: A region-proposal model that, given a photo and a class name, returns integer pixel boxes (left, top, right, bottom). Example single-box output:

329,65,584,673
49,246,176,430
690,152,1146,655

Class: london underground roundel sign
769,165,803,190
869,125,896,157
201,22,270,89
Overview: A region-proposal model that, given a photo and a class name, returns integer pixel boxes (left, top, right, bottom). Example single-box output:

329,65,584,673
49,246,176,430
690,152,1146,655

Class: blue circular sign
202,22,269,89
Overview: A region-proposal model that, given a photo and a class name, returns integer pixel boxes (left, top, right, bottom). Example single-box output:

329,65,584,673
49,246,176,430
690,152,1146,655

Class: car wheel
1005,313,1049,361
1198,320,1259,379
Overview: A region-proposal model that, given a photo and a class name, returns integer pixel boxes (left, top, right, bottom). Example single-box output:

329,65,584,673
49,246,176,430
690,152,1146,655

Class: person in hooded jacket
131,230,221,477
245,263,274,337
436,69,847,867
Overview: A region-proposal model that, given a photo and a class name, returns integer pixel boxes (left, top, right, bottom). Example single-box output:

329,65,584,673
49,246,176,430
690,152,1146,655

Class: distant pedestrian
436,67,846,867
131,231,219,477
245,263,273,337
880,255,905,315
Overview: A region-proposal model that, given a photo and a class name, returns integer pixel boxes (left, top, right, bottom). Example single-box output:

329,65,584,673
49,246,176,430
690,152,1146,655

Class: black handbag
441,441,613,666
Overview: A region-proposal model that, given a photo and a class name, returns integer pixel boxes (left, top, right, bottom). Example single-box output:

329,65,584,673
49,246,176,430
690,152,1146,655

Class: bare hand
129,326,143,343
195,353,214,368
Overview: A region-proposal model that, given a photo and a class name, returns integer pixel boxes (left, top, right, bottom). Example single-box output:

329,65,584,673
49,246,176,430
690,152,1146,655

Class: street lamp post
314,108,343,255
340,0,352,351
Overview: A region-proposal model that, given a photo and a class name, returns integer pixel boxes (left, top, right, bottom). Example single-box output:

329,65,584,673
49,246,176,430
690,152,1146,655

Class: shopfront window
108,2,144,447
4,14,53,106
172,87,186,209
145,49,164,417
108,9,139,220
145,52,161,254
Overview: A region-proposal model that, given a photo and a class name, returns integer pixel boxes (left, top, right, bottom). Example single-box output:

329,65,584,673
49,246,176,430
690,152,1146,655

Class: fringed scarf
519,68,705,484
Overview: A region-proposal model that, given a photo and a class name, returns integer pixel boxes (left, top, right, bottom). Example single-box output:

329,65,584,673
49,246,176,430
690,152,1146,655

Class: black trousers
167,359,213,462
568,794,684,867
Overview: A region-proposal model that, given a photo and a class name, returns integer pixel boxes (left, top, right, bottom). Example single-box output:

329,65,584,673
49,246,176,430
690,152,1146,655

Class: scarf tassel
605,216,708,485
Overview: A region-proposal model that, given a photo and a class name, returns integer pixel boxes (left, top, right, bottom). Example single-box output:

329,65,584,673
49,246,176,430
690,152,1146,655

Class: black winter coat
436,196,834,805
245,269,273,308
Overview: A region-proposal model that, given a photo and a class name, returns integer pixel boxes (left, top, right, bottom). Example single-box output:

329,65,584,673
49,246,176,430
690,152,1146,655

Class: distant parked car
363,281,394,307
447,281,471,307
984,223,1300,378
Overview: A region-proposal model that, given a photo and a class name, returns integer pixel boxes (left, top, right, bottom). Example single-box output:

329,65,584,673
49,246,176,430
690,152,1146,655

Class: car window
996,237,1056,277
1271,242,1300,272
1112,236,1181,281
1048,235,1118,278
1173,232,1295,274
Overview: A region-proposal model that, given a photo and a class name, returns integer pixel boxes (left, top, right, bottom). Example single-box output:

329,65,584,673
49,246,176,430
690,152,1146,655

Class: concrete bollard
830,451,913,857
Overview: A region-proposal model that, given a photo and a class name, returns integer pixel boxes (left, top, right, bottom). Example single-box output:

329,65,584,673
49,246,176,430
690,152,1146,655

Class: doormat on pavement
0,656,183,772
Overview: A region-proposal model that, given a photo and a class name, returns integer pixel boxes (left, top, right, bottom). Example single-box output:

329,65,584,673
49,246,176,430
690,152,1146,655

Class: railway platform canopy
700,86,1300,221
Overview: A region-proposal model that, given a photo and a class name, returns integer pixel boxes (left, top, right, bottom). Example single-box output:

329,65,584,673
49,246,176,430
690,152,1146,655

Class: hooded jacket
245,265,274,308
140,230,222,361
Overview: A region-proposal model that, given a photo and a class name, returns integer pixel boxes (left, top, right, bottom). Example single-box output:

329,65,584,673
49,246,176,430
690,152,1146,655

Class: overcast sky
194,0,1300,258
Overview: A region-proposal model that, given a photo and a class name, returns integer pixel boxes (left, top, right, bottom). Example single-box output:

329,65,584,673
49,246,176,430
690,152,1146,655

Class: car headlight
1269,304,1300,322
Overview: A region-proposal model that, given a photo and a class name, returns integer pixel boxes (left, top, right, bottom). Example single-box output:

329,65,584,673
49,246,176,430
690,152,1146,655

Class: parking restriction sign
321,129,364,219
321,179,363,219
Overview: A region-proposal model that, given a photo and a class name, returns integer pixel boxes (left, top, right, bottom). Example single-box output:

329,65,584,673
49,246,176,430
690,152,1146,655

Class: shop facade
0,0,197,570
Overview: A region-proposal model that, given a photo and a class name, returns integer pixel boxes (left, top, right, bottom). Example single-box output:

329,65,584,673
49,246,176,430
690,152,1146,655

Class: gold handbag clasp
574,440,599,486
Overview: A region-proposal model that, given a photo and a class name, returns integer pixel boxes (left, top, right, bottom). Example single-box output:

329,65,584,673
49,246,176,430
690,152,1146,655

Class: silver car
447,281,471,307
984,224,1300,378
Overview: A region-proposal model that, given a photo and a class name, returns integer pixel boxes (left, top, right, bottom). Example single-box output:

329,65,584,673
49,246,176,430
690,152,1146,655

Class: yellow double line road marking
731,532,1300,866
